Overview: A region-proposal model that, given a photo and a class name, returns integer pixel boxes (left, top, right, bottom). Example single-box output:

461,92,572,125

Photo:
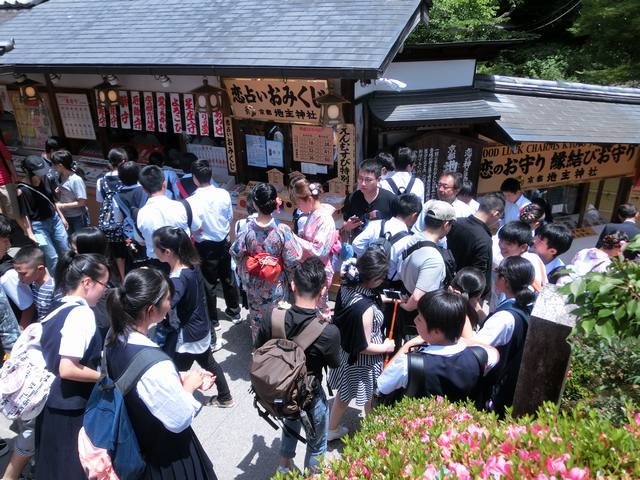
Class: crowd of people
0,138,638,478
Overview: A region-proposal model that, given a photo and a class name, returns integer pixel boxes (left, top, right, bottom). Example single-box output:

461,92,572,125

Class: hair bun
341,258,360,284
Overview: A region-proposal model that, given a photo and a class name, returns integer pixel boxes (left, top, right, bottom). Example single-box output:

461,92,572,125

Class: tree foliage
407,0,640,86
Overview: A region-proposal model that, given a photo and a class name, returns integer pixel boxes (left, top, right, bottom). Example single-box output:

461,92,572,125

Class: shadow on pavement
234,434,281,480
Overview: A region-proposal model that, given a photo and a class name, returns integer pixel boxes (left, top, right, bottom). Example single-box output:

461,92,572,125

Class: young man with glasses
342,159,396,238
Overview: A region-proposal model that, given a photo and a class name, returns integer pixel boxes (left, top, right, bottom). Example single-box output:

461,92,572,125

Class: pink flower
423,465,437,480
449,462,471,480
518,449,541,463
546,454,570,476
375,431,387,442
482,455,512,478
403,465,413,477
566,467,589,480
532,475,549,480
499,440,515,455
437,428,458,448
467,424,489,439
420,432,430,443
634,412,640,426
505,424,527,441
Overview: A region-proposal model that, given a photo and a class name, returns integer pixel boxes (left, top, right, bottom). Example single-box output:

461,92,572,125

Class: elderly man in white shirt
188,158,241,327
136,165,190,262
412,171,474,233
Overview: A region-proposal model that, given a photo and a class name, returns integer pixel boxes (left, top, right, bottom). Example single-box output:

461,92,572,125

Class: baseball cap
22,155,50,177
424,200,456,222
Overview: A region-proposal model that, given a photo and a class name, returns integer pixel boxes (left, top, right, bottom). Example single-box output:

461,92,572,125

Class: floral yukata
295,203,339,312
230,217,302,340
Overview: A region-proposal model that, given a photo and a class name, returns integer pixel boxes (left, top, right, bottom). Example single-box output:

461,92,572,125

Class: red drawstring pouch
246,252,283,284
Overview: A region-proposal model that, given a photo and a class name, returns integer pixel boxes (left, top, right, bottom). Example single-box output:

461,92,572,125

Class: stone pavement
0,305,364,480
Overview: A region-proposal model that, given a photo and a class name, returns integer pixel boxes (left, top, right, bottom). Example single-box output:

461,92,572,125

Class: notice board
291,124,334,165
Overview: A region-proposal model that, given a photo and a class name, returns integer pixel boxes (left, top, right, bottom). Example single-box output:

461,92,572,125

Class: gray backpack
250,308,326,442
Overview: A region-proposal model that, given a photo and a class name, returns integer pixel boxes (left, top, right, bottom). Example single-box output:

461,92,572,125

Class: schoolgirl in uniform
36,252,110,479
106,268,217,479
153,226,234,408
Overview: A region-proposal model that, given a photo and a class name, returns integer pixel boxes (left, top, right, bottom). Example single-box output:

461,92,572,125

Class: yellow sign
224,78,328,124
478,142,639,193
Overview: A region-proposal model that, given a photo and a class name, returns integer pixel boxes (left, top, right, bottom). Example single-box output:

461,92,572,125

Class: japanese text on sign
224,78,327,125
199,112,210,137
143,92,155,132
119,92,131,129
183,94,197,135
109,104,118,128
478,142,640,194
336,124,355,192
291,125,334,165
224,117,236,173
55,93,96,140
170,93,182,133
213,111,224,138
95,91,106,127
156,93,167,133
131,92,142,131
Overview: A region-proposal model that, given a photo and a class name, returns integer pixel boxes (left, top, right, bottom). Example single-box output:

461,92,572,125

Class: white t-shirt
380,171,425,201
59,173,87,218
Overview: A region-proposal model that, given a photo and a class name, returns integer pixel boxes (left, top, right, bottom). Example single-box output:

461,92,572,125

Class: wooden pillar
512,285,576,417
611,176,633,222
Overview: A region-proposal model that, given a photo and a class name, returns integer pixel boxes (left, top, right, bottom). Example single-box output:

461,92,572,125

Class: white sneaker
210,339,225,352
327,425,349,442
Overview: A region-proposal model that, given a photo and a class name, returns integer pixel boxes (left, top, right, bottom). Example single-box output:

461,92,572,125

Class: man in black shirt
596,203,640,259
342,158,396,238
254,256,340,475
17,156,69,274
447,194,504,296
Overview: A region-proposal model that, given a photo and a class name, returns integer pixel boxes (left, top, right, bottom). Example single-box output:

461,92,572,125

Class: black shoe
225,308,242,323
0,438,9,457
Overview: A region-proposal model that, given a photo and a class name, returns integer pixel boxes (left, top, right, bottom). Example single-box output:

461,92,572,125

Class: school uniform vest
484,300,530,413
413,348,485,403
106,341,193,467
41,302,102,410
175,267,210,343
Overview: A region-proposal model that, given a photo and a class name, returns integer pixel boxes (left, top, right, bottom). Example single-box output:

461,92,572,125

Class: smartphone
383,289,403,300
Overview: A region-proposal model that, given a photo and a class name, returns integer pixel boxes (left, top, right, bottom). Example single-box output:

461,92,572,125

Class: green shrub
562,333,640,426
279,397,640,479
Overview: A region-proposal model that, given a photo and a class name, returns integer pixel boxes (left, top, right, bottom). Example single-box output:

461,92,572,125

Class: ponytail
54,250,108,294
106,268,171,344
152,226,200,267
51,149,86,180
496,256,536,310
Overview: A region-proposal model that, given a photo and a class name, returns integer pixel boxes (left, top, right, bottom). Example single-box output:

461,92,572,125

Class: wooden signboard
478,142,640,193
408,132,484,199
291,125,334,165
223,116,237,173
336,124,356,193
224,78,328,125
10,91,54,148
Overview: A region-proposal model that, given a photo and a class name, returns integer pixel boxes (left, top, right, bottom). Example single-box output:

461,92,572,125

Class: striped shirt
30,276,62,321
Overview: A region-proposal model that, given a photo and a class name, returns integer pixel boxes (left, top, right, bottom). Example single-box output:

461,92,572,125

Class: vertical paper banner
336,124,356,192
131,92,143,131
198,111,210,136
169,93,182,133
95,91,106,127
143,92,155,132
156,93,167,133
109,104,118,128
223,117,236,173
213,111,224,138
118,92,131,129
183,94,197,135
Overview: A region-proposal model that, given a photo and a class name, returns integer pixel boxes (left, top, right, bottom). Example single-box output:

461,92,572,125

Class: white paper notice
55,93,97,140
246,135,267,168
156,93,167,133
119,92,131,129
266,140,284,168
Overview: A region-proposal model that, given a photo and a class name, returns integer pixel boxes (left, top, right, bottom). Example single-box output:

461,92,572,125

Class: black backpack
97,176,124,242
402,240,457,287
369,220,411,259
386,176,416,196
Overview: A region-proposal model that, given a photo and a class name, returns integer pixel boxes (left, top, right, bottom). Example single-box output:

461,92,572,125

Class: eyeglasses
437,183,454,190
93,278,109,288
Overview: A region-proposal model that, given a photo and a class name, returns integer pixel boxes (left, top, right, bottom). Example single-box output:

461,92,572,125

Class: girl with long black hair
106,268,217,479
51,150,88,234
36,251,110,479
153,226,235,408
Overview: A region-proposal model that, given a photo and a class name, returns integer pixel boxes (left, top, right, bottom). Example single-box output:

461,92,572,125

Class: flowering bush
280,397,640,479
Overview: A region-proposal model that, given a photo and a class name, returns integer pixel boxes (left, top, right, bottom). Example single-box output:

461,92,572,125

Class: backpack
78,345,169,480
402,240,457,287
250,308,327,443
0,322,54,420
386,176,416,196
370,220,411,259
97,176,124,242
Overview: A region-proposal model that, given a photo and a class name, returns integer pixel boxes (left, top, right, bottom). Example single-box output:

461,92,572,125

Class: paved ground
0,303,362,480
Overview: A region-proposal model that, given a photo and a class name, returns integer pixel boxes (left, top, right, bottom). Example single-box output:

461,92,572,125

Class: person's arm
294,216,336,260
19,304,35,329
57,198,87,210
54,203,68,230
351,222,376,257
361,307,394,355
0,291,19,353
458,340,500,374
58,356,100,382
400,286,425,312
383,335,425,367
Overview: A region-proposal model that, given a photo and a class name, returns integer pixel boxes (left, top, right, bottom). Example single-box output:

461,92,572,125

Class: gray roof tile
368,89,501,126
0,0,421,78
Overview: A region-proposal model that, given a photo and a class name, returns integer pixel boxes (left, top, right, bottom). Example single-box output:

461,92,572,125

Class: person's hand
342,216,363,232
379,293,393,304
382,338,395,353
181,370,204,393
27,231,37,243
200,371,216,391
